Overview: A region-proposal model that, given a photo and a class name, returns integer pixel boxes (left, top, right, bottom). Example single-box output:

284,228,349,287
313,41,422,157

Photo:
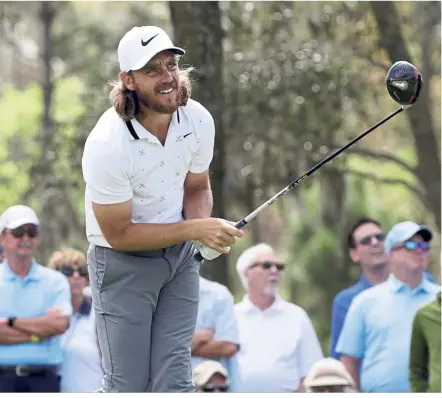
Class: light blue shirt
0,260,73,365
336,274,440,392
192,277,242,392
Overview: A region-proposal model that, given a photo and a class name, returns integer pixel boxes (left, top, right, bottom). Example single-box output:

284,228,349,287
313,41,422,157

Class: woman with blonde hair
48,248,103,392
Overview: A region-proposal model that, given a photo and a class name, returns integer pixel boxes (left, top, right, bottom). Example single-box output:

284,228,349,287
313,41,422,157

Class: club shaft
195,105,405,261
235,106,404,228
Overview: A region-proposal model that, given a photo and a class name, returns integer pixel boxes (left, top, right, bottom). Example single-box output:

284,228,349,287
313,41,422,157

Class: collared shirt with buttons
82,99,215,248
336,274,440,392
234,295,323,392
192,277,242,392
330,271,436,359
0,261,73,366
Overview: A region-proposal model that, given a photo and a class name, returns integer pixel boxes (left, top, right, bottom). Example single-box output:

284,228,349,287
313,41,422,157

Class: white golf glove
193,240,230,261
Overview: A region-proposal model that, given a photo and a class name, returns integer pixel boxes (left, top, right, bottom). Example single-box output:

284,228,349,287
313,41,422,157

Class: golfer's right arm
92,200,240,251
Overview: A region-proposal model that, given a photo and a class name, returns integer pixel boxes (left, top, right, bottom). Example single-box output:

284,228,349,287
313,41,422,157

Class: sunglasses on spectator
358,233,385,246
203,384,229,392
396,241,430,252
250,261,285,271
10,225,39,239
59,265,89,278
311,385,348,393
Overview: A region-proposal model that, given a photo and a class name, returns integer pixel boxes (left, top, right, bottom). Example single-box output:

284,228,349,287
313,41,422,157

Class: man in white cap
82,26,243,392
234,243,323,392
0,205,72,392
337,221,440,392
304,357,356,393
193,360,229,393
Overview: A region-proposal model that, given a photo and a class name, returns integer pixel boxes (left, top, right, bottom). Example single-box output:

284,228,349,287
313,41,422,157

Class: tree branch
337,167,425,203
332,145,416,174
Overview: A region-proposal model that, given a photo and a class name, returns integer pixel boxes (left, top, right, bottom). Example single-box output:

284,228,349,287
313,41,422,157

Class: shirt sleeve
409,311,429,392
49,275,73,317
189,109,215,174
82,134,133,205
298,311,324,378
330,294,347,359
213,289,240,344
336,297,366,358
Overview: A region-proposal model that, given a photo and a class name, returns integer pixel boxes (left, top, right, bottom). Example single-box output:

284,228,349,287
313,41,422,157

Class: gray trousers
87,241,201,392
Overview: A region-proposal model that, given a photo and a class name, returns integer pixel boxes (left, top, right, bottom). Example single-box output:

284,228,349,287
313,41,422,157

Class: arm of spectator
13,276,72,339
13,307,69,338
0,318,31,344
192,290,240,358
298,311,324,392
336,297,366,392
329,295,346,359
409,312,429,392
192,329,214,353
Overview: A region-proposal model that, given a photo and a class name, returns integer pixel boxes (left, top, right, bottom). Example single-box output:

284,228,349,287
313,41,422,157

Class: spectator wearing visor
0,205,72,392
193,360,229,393
337,221,440,393
304,357,356,393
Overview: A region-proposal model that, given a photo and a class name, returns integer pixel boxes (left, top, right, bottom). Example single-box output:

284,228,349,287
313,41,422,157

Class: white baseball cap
1,205,40,230
118,26,185,73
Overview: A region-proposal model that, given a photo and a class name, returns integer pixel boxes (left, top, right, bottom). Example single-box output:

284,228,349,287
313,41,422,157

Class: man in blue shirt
0,205,72,392
336,221,440,392
191,277,241,392
330,217,435,359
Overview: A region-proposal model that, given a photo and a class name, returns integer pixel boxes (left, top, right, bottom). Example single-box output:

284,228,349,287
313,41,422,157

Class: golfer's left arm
183,170,213,219
183,112,215,220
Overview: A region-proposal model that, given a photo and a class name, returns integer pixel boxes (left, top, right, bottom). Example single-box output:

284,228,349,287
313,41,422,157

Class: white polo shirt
82,99,215,247
234,295,323,392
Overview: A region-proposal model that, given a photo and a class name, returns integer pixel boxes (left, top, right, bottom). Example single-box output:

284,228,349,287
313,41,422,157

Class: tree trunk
36,1,56,263
371,1,441,230
169,2,230,286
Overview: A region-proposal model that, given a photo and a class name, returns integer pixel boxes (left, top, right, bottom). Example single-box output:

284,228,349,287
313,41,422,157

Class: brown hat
304,358,355,388
193,360,228,387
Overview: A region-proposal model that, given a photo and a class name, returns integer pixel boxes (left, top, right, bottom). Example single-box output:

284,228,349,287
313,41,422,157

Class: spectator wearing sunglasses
234,243,323,392
47,248,104,393
337,221,440,392
0,205,72,393
0,245,4,264
330,217,435,360
193,360,229,393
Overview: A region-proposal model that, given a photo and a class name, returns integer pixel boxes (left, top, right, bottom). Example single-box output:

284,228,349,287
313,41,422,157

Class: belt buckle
15,366,29,377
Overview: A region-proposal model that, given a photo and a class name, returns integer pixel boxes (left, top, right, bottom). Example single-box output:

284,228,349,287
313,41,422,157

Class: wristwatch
7,317,16,328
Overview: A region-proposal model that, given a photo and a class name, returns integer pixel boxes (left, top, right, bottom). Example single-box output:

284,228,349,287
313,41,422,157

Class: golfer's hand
194,218,243,254
193,240,225,260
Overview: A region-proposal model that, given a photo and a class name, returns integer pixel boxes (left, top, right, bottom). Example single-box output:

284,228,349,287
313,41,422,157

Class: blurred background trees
0,1,440,353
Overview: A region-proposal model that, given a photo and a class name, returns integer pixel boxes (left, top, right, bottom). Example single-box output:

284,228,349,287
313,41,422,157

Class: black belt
0,365,57,377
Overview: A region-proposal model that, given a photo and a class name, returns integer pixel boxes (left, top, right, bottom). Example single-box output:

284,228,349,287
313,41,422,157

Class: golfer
81,25,243,393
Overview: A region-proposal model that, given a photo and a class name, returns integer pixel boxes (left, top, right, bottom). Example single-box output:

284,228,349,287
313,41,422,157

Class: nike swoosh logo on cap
141,33,159,47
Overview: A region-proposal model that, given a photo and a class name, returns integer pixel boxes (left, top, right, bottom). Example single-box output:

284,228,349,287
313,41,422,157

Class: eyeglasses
10,225,39,239
250,261,285,271
58,265,89,278
397,241,430,252
358,233,385,246
203,384,229,392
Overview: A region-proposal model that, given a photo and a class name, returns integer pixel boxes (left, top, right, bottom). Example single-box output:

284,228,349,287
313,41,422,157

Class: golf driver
194,61,423,262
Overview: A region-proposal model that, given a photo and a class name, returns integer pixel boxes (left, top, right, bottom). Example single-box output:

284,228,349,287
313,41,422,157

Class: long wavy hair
109,67,193,121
